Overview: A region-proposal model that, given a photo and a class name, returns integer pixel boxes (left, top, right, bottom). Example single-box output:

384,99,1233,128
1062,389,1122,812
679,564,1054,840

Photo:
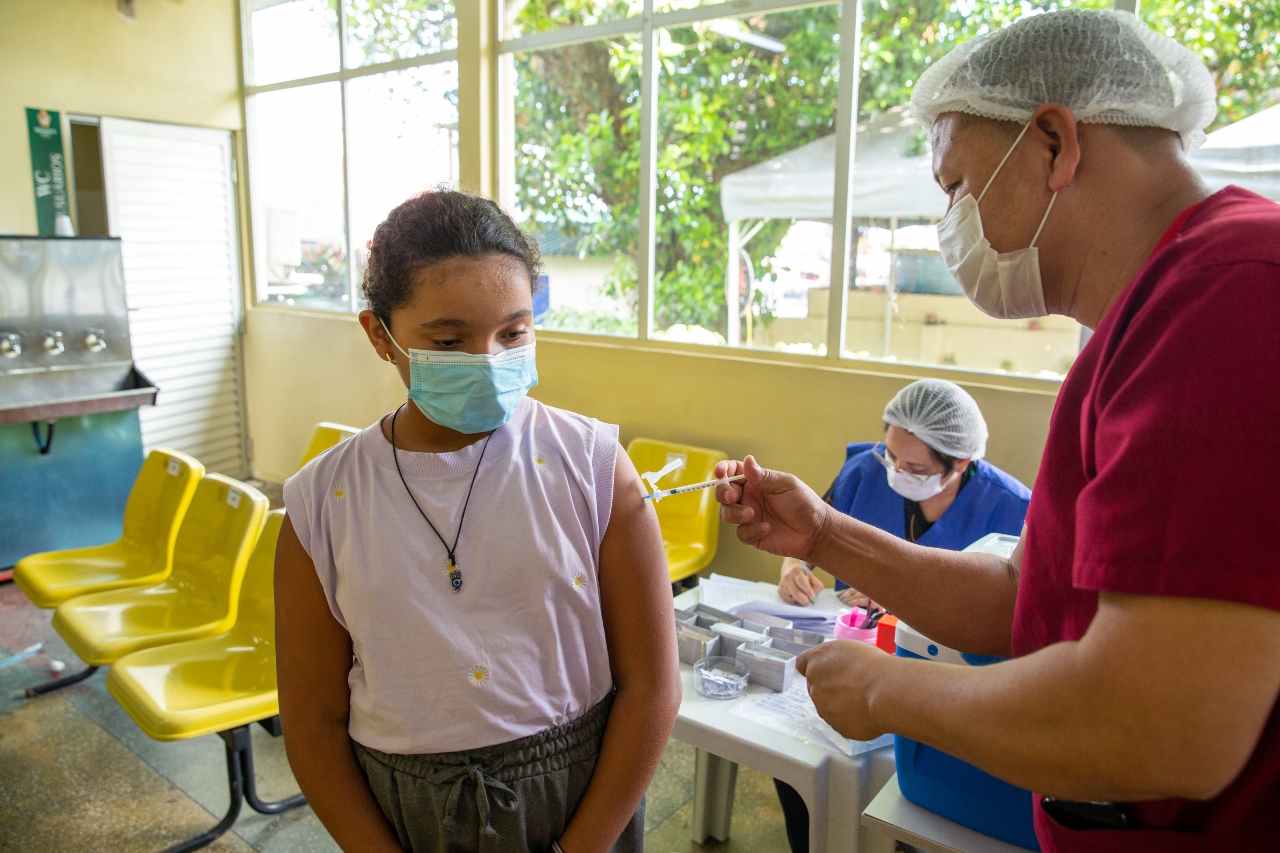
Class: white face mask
873,447,954,502
936,121,1057,320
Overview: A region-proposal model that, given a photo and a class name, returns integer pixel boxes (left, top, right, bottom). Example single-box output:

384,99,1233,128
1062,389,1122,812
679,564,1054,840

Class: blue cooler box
893,534,1040,851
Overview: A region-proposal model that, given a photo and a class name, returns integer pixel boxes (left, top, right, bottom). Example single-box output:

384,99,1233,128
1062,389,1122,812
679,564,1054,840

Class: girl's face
362,253,535,367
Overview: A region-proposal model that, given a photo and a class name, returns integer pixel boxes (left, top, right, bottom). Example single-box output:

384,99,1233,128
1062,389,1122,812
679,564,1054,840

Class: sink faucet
84,328,107,352
42,330,64,355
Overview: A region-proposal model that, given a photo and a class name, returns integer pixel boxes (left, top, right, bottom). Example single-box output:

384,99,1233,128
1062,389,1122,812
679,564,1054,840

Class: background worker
774,378,1029,853
718,9,1280,851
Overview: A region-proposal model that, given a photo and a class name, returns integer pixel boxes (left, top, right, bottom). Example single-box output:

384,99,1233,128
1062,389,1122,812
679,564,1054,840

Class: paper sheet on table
699,573,851,635
698,574,776,611
731,676,894,758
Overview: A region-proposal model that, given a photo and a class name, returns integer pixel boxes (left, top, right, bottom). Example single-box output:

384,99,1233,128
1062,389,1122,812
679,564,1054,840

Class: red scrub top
1014,187,1280,852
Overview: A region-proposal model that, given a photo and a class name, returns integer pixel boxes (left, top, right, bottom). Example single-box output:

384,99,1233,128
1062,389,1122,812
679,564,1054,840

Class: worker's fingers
796,643,823,678
714,459,744,480
719,503,755,525
780,574,812,607
794,568,816,599
735,520,772,545
745,455,791,494
715,480,744,506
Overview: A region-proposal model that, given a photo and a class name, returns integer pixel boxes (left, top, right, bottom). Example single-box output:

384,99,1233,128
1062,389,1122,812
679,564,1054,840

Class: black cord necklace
389,404,492,593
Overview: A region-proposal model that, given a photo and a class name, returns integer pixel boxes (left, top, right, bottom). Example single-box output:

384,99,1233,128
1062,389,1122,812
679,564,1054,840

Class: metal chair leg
26,664,99,697
240,732,306,815
159,728,245,853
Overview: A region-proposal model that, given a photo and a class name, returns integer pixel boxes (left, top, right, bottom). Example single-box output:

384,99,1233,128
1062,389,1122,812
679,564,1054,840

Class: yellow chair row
14,422,359,853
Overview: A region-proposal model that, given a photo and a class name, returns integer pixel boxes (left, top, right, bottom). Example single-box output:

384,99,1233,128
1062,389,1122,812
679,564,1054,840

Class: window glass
503,0,640,40
346,0,457,67
249,83,350,312
508,36,642,336
249,0,340,86
655,6,842,349
346,64,460,297
1142,1,1278,132
830,0,1112,377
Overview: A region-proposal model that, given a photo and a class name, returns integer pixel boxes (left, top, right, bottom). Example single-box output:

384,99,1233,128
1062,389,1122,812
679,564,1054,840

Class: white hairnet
910,9,1217,151
883,379,989,461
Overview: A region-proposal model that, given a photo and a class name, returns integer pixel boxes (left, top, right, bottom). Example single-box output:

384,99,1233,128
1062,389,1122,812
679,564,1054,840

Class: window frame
240,0,460,312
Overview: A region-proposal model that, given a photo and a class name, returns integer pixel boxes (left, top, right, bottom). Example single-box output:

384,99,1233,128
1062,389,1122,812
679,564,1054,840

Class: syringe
643,474,745,501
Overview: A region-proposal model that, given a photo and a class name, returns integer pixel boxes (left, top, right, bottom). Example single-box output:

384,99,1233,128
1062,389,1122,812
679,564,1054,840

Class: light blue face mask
381,319,538,434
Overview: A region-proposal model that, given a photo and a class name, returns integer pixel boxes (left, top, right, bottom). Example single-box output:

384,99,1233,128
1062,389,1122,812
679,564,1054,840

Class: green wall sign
26,107,69,236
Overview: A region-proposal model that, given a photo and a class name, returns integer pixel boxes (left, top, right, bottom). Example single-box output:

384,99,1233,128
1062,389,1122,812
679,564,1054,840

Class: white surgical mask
936,122,1057,320
873,447,953,502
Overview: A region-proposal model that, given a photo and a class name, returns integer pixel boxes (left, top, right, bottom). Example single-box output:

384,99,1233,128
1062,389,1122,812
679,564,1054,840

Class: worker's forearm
560,680,680,853
868,645,1197,802
284,722,404,853
811,510,1017,655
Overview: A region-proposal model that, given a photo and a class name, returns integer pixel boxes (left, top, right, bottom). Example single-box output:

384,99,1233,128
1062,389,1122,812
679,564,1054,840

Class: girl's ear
358,309,397,363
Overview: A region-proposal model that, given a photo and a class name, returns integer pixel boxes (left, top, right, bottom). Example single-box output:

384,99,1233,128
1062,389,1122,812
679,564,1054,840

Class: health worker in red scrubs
715,9,1280,852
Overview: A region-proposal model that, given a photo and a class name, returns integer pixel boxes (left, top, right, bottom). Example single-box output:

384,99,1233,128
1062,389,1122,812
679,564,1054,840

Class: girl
275,190,681,853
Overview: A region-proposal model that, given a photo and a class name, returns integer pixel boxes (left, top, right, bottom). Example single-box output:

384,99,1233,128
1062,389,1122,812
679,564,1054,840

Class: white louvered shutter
99,118,250,477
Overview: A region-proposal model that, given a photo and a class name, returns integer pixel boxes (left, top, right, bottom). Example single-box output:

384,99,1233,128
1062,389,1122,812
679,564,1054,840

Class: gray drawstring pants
354,694,644,853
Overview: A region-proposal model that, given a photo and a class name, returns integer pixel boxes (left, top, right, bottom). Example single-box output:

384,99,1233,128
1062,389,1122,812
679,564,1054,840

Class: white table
861,773,1037,853
672,586,897,853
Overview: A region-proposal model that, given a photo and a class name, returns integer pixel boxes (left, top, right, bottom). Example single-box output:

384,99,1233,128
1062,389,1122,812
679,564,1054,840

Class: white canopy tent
719,106,947,348
1188,104,1280,202
720,107,947,224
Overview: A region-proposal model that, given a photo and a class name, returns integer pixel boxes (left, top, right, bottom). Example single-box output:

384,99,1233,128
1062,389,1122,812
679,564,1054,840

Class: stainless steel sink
0,237,157,425
0,363,157,424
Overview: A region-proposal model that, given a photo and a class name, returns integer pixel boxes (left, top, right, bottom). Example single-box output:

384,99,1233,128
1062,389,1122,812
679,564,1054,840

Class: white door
99,118,250,477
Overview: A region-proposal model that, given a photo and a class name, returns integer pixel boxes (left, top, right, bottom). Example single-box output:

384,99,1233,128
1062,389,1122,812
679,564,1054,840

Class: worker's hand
836,587,869,609
796,640,890,742
779,558,825,606
714,456,829,562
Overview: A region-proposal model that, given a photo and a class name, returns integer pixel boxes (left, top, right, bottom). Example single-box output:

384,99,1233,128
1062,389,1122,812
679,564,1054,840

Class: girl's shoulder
521,399,620,452
283,420,381,516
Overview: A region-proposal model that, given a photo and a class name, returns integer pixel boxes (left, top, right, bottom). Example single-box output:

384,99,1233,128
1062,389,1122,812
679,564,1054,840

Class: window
243,0,1276,379
248,0,340,86
655,6,841,348
244,0,458,313
346,64,460,287
248,84,348,311
505,36,642,335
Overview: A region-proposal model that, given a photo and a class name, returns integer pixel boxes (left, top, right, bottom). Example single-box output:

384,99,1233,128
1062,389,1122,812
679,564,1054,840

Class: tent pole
726,220,741,347
883,217,897,358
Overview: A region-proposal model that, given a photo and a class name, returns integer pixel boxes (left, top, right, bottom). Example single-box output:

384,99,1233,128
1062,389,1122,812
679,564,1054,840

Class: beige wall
0,0,242,234
245,308,1057,583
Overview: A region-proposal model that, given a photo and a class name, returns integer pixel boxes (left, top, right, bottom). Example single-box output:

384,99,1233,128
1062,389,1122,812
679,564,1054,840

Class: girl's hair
362,188,542,324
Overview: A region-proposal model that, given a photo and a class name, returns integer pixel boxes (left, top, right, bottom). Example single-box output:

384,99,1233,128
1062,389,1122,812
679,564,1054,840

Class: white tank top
283,398,618,753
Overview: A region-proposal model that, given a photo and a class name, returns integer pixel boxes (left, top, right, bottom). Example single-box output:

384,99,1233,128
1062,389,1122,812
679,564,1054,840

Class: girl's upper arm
275,514,355,729
596,445,679,690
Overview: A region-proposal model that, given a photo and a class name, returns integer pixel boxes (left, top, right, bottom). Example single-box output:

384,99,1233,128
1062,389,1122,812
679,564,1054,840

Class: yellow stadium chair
627,438,728,585
296,421,360,471
45,475,268,699
14,448,204,609
106,511,305,852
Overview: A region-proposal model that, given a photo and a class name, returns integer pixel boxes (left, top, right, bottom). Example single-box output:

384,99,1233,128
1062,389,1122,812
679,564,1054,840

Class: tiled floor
0,583,791,853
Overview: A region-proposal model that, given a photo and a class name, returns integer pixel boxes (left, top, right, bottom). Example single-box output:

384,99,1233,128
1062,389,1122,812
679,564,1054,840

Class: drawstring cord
429,761,520,841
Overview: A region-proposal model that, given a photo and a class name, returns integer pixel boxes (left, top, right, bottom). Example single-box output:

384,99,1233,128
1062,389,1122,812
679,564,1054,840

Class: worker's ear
952,457,972,477
1029,103,1082,193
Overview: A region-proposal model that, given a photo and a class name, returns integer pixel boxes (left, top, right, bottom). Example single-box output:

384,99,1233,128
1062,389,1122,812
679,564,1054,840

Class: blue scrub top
826,442,1031,589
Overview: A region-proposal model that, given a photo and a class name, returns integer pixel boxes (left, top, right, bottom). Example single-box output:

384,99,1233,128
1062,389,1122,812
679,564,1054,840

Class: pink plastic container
834,609,879,644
